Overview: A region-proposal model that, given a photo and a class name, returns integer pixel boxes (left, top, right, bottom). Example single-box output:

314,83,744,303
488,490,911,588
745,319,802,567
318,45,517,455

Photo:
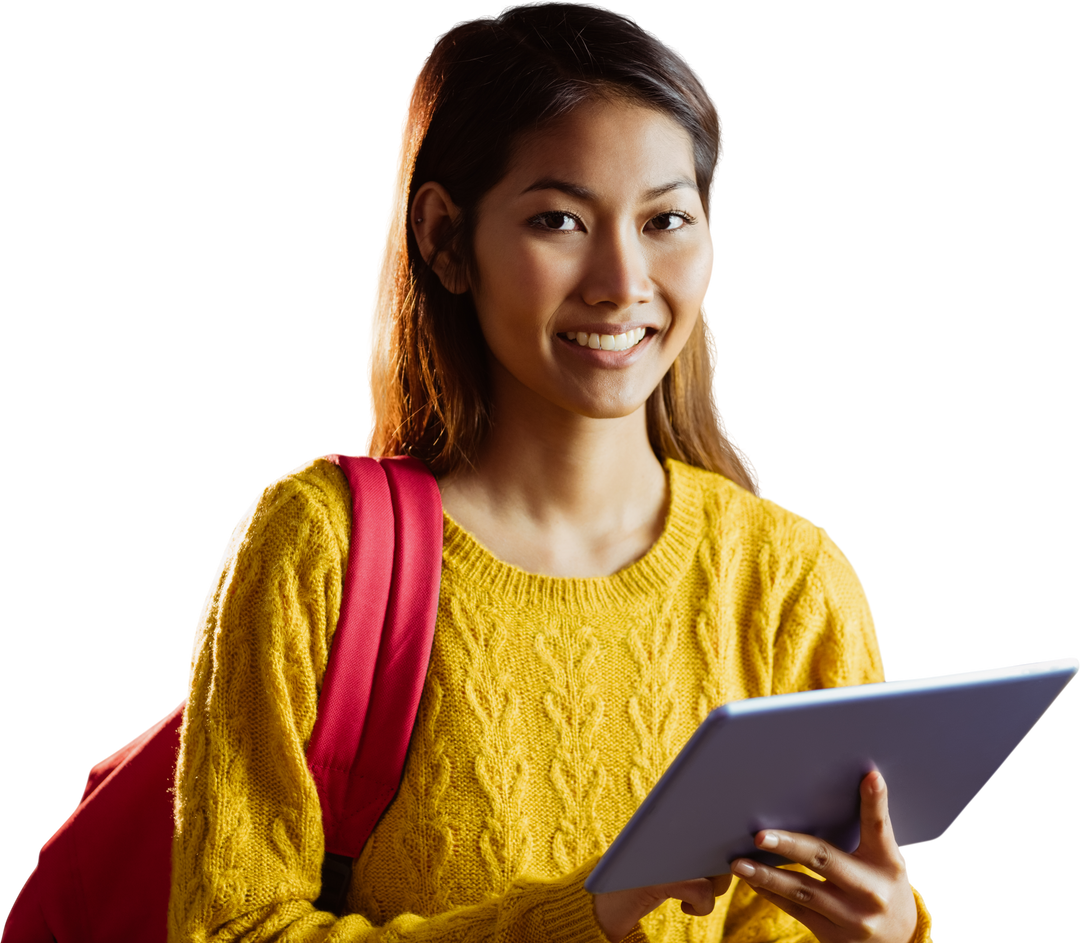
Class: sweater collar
440,459,708,611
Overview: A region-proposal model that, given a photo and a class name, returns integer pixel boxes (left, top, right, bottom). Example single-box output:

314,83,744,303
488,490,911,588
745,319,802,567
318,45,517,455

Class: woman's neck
438,383,668,578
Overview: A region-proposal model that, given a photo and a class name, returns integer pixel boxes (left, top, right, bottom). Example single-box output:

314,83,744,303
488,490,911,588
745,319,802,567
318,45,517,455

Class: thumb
710,873,733,897
856,770,901,862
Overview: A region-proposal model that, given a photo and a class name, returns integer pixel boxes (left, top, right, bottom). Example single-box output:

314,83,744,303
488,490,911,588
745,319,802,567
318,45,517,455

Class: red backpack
3,455,443,943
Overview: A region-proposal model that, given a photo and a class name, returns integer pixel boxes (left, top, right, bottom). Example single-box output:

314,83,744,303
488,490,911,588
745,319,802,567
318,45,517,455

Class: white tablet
585,658,1077,894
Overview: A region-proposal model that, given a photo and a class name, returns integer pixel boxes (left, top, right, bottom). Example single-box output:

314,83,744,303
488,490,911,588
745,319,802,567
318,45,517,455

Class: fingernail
731,860,755,877
758,832,779,850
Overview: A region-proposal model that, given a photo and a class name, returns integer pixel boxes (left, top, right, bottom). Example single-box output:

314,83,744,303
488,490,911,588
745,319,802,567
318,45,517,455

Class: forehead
499,98,698,199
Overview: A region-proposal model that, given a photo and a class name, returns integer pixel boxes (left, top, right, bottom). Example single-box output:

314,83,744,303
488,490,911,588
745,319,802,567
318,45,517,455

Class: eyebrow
519,177,698,201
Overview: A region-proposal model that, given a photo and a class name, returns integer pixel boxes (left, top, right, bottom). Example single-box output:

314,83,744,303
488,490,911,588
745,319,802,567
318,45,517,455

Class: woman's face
469,97,713,423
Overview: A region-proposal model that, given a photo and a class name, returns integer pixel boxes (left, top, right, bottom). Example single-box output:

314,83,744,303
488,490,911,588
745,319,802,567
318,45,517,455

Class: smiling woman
21,4,934,943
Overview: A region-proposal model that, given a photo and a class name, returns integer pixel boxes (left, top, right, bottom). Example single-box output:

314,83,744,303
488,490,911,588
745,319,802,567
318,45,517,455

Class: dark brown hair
370,2,756,493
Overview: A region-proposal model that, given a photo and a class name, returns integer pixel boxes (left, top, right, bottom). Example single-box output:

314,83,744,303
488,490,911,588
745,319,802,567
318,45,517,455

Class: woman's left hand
730,771,918,943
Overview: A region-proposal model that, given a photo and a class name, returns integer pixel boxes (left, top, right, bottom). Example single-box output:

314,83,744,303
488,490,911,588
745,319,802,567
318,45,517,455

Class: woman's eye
646,212,690,232
532,212,581,232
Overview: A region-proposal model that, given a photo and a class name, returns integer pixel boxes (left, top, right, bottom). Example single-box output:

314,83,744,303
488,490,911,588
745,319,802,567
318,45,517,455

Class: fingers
740,828,864,896
731,858,917,943
727,773,915,942
741,773,905,889
735,882,834,940
680,900,710,917
730,857,849,931
676,874,732,915
657,877,717,917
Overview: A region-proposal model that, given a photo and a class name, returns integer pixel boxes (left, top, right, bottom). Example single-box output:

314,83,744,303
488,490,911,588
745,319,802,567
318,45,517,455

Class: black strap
314,852,354,916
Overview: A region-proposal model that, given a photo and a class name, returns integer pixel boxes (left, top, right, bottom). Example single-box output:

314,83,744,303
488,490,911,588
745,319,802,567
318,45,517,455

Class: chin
570,391,652,421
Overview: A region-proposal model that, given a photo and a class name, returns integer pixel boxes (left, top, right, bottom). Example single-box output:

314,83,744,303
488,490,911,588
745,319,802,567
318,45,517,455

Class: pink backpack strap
308,455,443,913
307,457,395,836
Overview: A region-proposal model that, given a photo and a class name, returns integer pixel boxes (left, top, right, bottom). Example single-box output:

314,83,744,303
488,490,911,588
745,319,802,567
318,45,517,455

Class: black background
8,3,1071,937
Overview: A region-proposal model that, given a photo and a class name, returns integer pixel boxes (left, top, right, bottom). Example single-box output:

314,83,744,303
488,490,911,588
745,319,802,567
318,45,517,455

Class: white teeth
562,327,648,351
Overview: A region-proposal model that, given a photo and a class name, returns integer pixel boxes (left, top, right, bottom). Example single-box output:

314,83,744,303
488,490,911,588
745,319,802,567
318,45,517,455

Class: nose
580,226,653,310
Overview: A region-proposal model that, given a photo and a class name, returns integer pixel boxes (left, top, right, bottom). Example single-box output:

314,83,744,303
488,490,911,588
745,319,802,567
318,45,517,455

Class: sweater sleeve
720,524,933,942
168,459,612,943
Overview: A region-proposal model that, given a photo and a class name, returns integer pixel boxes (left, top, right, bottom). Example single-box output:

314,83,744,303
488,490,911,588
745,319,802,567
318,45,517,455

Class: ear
411,182,469,295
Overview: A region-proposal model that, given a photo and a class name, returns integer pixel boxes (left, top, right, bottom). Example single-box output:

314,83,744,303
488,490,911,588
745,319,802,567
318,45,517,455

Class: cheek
473,235,575,329
469,250,571,404
496,233,578,293
681,239,714,304
659,239,713,322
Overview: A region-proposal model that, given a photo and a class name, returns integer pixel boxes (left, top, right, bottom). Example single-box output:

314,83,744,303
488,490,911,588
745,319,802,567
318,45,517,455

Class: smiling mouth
559,327,648,351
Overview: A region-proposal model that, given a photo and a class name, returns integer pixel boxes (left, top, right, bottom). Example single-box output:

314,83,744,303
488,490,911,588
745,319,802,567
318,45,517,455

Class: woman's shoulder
227,456,352,568
670,459,863,601
665,455,816,529
254,456,351,520
670,459,826,557
198,457,353,669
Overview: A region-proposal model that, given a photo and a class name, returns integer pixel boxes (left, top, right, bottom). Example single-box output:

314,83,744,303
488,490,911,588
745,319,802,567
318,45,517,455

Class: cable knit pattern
169,457,932,942
536,612,608,872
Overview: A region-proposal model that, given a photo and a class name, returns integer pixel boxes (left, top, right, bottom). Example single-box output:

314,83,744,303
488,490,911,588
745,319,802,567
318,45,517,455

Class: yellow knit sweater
169,458,931,943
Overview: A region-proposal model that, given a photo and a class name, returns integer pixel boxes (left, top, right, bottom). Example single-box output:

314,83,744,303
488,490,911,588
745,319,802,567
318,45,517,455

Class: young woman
168,5,931,942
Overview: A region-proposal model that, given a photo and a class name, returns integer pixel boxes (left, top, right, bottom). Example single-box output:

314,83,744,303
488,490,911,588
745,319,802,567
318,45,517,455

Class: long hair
370,3,756,494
